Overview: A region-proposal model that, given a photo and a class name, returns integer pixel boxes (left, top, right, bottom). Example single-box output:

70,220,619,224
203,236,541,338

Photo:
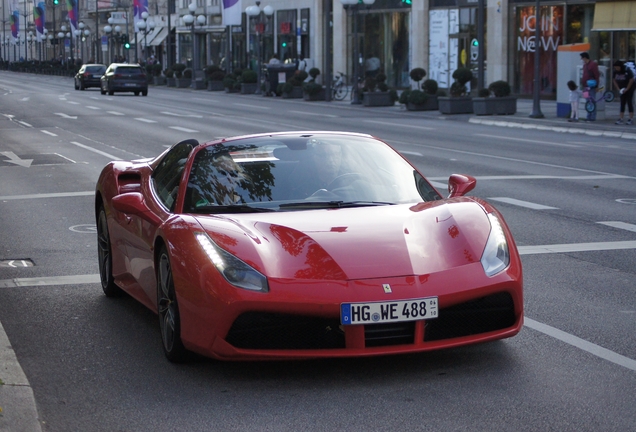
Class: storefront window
514,5,563,96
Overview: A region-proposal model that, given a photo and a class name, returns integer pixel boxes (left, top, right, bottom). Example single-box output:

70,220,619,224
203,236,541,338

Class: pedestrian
580,52,600,122
567,80,581,122
612,60,634,125
268,54,280,65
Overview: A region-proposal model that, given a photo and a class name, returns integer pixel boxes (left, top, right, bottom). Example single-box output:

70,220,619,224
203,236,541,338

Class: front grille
365,322,415,347
226,312,345,350
424,292,516,342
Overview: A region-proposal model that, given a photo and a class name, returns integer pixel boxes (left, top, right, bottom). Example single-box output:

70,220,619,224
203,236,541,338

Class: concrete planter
406,95,438,111
473,96,517,115
192,80,206,90
153,76,166,86
166,78,176,87
175,78,191,88
303,88,326,101
241,83,258,94
438,96,474,114
363,91,394,107
282,86,303,99
207,80,224,91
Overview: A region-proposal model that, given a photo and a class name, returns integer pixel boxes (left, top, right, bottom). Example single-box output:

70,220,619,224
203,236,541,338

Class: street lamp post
340,0,375,105
137,11,155,62
246,2,273,96
182,3,205,88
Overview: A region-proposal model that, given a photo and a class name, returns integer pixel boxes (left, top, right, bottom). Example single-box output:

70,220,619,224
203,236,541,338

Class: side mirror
112,192,161,225
448,174,477,198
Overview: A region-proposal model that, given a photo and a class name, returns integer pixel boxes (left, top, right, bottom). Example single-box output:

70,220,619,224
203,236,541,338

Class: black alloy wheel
97,206,122,297
157,246,189,363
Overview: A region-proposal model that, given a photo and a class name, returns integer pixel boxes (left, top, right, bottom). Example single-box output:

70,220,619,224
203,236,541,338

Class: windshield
184,134,440,213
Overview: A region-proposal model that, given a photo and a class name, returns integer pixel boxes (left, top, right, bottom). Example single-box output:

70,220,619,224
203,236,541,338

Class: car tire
80,82,85,90
134,91,139,96
97,206,123,297
142,90,148,96
108,88,114,96
74,81,79,90
100,86,106,95
157,246,189,363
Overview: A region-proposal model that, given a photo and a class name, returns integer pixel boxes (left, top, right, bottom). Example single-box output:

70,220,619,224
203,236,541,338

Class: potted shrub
173,64,190,88
164,68,176,87
282,70,307,98
223,73,239,93
438,67,474,114
206,66,225,91
240,69,258,94
362,73,395,107
152,64,166,85
473,81,516,116
303,67,325,101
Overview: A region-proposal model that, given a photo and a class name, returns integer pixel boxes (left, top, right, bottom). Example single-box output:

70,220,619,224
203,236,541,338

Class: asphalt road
0,72,635,431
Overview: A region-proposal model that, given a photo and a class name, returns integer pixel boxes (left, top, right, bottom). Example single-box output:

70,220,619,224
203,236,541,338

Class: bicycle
332,71,349,101
583,81,615,113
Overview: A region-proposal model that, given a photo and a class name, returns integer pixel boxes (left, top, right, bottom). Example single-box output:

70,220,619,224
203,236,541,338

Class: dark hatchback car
74,64,107,90
100,63,148,96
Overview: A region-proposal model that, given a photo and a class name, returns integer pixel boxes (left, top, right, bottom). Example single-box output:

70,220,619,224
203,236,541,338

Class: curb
0,321,42,432
469,117,636,140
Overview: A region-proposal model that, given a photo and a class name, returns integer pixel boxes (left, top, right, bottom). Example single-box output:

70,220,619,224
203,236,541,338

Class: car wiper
279,201,394,210
193,204,276,214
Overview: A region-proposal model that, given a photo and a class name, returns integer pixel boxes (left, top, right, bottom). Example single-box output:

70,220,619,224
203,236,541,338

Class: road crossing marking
597,221,636,233
18,121,32,128
86,106,101,110
161,112,203,118
169,126,199,133
135,118,157,123
67,101,80,105
107,111,125,116
489,197,559,210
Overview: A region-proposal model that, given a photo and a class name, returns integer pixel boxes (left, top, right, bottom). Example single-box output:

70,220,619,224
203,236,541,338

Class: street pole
324,0,332,102
477,0,485,91
351,5,360,105
529,0,544,118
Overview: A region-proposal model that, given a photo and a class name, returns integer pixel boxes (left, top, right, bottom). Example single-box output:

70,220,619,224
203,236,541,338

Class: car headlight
195,232,269,292
480,213,510,277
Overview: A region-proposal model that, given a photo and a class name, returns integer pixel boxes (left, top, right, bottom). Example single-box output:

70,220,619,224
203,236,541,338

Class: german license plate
93,74,101,78
341,297,438,325
125,83,136,87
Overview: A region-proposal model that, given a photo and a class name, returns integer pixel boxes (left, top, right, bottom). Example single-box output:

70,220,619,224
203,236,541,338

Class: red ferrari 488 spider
95,131,523,362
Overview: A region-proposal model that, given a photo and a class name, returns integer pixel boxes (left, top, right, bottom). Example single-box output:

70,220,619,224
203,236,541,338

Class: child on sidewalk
567,80,582,122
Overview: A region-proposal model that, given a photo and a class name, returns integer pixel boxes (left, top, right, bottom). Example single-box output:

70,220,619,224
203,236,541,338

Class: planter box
207,80,224,91
406,95,438,111
166,78,176,87
438,96,474,114
303,88,326,101
363,91,394,107
193,80,206,90
473,96,517,116
175,78,191,88
282,86,303,99
153,76,166,86
241,83,258,94
225,87,239,93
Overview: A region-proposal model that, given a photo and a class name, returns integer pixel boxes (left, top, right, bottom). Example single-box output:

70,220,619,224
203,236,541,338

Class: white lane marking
107,111,125,116
18,121,32,127
135,118,157,123
524,318,636,372
40,130,58,137
0,274,100,288
54,113,77,119
68,101,80,105
293,111,338,118
70,141,119,159
0,151,33,167
475,133,582,148
161,112,203,118
489,197,559,210
427,175,630,182
598,221,636,233
400,151,423,157
364,120,435,130
169,126,199,133
86,106,101,110
233,103,268,110
518,241,636,255
0,191,94,200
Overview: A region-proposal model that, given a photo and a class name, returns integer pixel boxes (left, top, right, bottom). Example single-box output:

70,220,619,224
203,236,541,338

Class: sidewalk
468,98,636,140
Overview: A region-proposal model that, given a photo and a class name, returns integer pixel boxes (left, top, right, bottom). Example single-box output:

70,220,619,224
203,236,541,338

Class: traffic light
401,0,412,4
53,0,59,4
122,34,130,49
472,39,479,47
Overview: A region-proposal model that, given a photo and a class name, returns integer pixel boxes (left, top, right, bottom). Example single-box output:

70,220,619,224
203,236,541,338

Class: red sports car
95,131,523,362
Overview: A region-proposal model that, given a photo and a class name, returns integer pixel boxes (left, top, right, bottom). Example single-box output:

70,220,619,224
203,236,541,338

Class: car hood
192,199,491,280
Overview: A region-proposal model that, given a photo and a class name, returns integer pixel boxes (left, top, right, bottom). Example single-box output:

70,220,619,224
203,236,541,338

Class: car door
125,141,196,308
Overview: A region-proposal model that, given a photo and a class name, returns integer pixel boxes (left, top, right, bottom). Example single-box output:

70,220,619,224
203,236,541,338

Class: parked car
74,64,106,90
100,63,148,96
95,131,523,363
